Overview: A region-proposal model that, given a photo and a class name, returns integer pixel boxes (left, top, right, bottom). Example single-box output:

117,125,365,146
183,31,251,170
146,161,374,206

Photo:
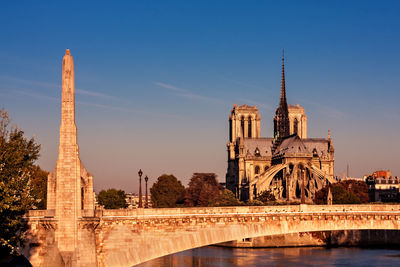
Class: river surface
137,246,400,267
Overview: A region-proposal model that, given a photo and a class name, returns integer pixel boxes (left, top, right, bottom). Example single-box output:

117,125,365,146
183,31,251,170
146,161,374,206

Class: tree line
96,173,371,209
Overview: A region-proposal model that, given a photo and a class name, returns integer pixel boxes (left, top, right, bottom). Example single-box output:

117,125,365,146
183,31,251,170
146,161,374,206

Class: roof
303,138,330,157
243,138,273,157
242,135,331,158
274,135,310,155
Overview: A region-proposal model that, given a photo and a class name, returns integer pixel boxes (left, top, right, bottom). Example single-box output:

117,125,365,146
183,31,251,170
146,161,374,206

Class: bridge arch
95,205,400,266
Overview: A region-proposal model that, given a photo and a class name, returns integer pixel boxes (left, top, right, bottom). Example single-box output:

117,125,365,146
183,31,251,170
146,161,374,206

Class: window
294,118,298,135
81,187,84,210
255,165,260,174
241,117,245,137
229,119,232,141
248,116,252,138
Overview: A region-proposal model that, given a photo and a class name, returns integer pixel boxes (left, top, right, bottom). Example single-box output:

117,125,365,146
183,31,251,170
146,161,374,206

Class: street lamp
145,176,149,208
138,169,143,208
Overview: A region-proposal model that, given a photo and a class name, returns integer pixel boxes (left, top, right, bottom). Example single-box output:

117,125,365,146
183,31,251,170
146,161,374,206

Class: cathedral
225,55,336,203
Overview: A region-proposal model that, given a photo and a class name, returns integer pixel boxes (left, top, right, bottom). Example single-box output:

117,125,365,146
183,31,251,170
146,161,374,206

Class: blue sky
1,1,399,192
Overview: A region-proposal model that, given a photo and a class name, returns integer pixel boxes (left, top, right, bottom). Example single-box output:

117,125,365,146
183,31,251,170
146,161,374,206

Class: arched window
264,165,269,172
294,118,298,135
229,119,232,142
81,187,84,210
255,165,260,174
241,116,245,137
248,116,252,138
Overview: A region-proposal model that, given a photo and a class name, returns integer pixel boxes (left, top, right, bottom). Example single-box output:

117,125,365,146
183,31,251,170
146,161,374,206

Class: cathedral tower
228,103,261,142
226,103,261,197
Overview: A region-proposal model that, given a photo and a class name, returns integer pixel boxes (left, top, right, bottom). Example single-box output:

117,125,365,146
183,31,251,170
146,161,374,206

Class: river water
137,246,400,266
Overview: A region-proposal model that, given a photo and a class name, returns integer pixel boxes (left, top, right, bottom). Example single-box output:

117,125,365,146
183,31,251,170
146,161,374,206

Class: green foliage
331,184,361,204
210,189,242,207
29,165,48,209
255,190,276,204
315,180,367,204
150,174,185,208
340,180,369,203
185,173,223,207
97,188,127,209
244,190,276,206
0,109,40,256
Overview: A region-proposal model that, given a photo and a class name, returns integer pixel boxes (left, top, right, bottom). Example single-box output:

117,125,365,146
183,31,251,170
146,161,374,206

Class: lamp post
145,176,149,208
138,169,143,208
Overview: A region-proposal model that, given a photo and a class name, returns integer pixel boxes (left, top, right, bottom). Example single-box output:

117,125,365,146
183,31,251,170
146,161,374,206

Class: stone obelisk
47,49,95,266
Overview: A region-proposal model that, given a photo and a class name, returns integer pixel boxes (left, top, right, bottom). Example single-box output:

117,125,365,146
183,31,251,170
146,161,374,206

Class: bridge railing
26,204,400,219
97,204,400,218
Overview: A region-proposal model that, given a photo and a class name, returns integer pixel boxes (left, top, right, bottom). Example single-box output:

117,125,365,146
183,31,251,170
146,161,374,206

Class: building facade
226,55,336,203
366,170,400,202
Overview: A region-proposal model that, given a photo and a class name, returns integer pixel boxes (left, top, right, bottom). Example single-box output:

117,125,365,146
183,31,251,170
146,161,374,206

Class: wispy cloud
7,89,59,102
153,81,227,105
3,88,180,119
153,82,187,93
76,89,127,103
0,75,127,103
76,101,181,119
0,75,59,89
299,98,347,119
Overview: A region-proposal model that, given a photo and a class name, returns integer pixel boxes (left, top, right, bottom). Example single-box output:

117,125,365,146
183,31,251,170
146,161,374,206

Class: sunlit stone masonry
25,49,98,266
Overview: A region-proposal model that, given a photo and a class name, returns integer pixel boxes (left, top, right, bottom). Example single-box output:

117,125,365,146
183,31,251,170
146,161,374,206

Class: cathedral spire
273,50,290,144
280,49,287,108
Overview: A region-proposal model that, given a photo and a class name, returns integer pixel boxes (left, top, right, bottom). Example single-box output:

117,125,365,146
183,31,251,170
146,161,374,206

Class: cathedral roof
274,134,311,156
243,138,274,157
303,138,331,157
242,136,332,158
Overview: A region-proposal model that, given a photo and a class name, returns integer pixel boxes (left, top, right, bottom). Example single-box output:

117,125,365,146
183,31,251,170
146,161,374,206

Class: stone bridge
25,204,400,266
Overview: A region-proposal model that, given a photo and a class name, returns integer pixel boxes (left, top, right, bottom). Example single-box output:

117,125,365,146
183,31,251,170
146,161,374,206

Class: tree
0,109,40,256
255,190,276,204
210,189,242,206
315,182,362,204
29,165,48,210
185,173,223,207
97,188,127,209
150,174,185,208
340,180,369,203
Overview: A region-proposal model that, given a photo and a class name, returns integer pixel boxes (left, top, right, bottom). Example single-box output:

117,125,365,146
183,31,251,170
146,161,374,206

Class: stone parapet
99,204,400,218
